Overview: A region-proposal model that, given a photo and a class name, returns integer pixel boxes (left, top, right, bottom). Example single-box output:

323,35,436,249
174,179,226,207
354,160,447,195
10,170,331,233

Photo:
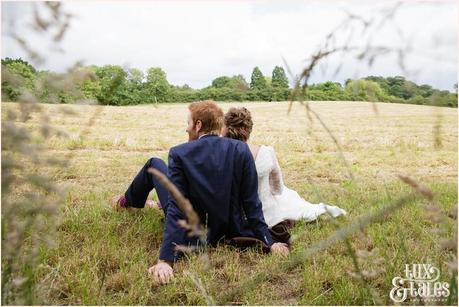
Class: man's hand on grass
270,242,289,257
148,260,174,285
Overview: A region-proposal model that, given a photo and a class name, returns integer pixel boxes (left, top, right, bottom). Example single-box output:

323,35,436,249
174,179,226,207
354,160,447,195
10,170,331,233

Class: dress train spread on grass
255,145,347,227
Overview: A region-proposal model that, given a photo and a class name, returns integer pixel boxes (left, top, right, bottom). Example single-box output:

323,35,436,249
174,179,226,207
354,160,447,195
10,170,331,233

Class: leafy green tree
345,79,389,102
364,76,389,93
145,67,170,103
1,57,456,107
385,76,409,99
198,86,246,102
78,66,101,101
127,68,144,85
248,67,271,101
400,80,417,100
418,84,434,98
207,75,250,101
211,75,249,91
272,88,289,101
231,75,249,91
2,57,35,69
169,85,199,102
306,81,345,101
1,59,36,81
1,69,22,101
1,58,37,101
272,66,289,89
122,68,146,104
80,79,101,101
365,76,437,101
246,89,260,101
265,77,272,86
31,69,91,104
250,67,267,90
95,65,127,105
408,95,427,105
211,76,232,88
429,90,458,107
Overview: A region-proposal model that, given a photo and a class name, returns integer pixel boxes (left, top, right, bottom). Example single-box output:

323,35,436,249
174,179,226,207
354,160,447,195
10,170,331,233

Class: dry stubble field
2,101,458,305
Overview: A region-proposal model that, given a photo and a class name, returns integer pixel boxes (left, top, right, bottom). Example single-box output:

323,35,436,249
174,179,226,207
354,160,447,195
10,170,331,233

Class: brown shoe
269,220,295,245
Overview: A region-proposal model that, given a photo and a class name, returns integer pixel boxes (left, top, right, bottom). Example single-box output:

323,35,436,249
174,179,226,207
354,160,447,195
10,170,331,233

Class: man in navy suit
113,101,289,284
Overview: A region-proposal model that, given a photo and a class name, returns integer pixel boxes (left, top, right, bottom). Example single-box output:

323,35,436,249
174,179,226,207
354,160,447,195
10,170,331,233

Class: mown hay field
2,101,458,305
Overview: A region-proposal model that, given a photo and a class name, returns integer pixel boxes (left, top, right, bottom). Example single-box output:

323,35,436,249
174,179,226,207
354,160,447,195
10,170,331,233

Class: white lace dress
255,145,347,228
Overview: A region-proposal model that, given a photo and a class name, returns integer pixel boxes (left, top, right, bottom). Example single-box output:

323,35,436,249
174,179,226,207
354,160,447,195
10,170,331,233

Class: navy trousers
124,157,169,213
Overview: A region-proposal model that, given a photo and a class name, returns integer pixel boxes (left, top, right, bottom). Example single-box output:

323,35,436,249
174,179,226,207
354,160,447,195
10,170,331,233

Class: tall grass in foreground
2,100,456,305
1,1,457,305
147,142,457,305
1,3,95,304
1,99,63,304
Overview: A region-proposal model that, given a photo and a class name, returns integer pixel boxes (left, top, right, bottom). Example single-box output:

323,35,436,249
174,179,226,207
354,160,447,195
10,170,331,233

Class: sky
1,0,457,90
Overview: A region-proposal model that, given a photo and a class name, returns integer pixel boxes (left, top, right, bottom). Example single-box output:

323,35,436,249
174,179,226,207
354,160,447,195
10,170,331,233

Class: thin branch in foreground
302,101,355,180
220,193,419,303
147,167,206,241
397,175,433,200
282,56,355,181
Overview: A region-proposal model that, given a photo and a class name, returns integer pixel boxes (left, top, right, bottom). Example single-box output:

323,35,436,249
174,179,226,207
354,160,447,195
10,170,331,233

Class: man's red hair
188,100,224,134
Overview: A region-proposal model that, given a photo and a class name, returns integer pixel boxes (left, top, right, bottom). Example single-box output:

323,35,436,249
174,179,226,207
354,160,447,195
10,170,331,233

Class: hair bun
224,107,253,142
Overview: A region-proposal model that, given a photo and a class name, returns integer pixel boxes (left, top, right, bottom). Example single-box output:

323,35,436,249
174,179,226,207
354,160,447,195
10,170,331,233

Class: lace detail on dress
255,146,284,226
268,147,283,195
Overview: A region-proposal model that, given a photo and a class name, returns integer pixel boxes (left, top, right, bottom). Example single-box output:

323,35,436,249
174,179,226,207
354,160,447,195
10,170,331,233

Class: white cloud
1,0,457,90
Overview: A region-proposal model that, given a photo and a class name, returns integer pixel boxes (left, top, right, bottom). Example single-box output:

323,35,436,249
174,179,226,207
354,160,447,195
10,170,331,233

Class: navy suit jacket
159,134,274,261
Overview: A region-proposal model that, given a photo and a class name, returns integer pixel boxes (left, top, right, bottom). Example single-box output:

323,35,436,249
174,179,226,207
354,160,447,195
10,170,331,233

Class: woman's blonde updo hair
224,107,253,142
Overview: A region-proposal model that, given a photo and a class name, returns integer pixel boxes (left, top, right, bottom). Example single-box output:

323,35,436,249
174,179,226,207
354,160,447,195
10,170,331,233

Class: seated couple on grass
111,100,346,285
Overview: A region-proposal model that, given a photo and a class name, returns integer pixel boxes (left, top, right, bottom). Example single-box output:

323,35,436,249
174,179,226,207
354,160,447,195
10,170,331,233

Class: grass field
2,101,458,305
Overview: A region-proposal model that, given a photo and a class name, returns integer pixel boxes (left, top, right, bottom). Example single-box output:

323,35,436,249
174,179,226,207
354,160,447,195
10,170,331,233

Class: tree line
1,58,457,107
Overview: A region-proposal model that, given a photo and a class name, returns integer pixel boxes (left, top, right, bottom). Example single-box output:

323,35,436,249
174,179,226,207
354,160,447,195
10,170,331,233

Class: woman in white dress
222,107,346,228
